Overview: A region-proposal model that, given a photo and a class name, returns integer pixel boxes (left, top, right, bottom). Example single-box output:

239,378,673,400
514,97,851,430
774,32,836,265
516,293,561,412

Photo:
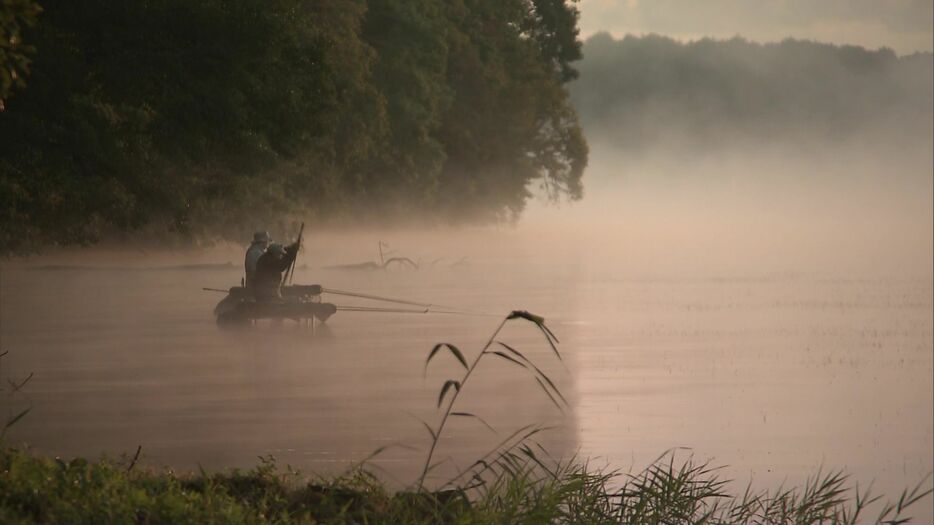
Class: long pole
322,288,498,317
283,222,304,286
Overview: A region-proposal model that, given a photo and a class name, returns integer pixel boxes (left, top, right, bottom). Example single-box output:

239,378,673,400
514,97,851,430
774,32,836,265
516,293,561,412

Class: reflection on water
1,241,932,517
570,276,933,500
0,262,574,487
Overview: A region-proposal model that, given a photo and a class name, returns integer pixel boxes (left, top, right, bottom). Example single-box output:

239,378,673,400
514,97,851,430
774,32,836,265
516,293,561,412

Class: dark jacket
253,244,298,299
244,242,267,288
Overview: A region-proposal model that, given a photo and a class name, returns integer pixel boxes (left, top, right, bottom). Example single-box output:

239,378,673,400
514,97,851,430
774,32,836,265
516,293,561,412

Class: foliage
0,349,32,442
0,0,587,253
432,0,587,220
418,310,564,491
0,0,41,110
0,446,930,524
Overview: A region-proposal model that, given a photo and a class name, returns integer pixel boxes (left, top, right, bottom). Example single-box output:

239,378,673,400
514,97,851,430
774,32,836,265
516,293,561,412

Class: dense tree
359,0,450,210
435,0,587,220
0,0,41,110
0,0,587,252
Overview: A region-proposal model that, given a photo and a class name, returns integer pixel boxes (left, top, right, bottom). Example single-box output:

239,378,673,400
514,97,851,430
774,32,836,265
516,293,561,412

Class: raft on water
207,283,489,328
212,285,337,326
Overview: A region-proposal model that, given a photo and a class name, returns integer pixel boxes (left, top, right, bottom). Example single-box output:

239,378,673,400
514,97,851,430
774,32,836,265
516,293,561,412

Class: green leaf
425,343,467,375
499,342,565,403
490,351,527,369
536,371,568,407
504,312,562,361
519,444,554,478
538,327,563,361
437,379,461,408
425,343,446,375
507,310,545,325
451,412,497,434
535,377,564,412
497,342,528,363
8,371,33,392
4,407,31,430
446,344,468,370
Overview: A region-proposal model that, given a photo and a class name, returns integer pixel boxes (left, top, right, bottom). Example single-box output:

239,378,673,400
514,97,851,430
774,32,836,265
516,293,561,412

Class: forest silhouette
572,33,933,155
0,0,587,252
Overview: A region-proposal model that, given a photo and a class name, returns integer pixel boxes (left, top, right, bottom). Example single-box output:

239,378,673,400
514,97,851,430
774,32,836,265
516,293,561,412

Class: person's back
244,231,271,288
253,243,298,300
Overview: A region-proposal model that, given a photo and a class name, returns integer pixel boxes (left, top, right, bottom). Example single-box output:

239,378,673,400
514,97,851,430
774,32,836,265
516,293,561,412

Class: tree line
0,0,587,252
572,33,933,154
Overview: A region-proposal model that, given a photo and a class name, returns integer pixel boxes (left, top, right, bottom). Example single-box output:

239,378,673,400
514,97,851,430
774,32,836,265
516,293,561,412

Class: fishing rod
203,286,498,317
322,288,432,308
336,305,428,314
334,305,497,316
283,221,304,286
322,288,497,317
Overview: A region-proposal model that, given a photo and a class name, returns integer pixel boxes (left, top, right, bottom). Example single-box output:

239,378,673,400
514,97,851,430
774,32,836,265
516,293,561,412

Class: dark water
1,233,932,517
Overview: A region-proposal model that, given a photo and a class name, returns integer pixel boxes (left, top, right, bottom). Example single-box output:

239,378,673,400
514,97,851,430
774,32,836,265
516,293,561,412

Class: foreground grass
0,446,930,524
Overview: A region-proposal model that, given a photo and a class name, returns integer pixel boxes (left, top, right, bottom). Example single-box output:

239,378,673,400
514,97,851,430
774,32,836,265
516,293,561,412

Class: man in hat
253,242,300,301
244,231,271,289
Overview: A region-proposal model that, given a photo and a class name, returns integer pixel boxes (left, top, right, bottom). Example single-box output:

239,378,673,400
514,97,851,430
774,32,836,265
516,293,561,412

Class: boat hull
213,285,335,326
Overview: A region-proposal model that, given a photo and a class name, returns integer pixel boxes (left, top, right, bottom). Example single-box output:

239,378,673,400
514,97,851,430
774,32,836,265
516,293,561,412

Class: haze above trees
572,33,933,156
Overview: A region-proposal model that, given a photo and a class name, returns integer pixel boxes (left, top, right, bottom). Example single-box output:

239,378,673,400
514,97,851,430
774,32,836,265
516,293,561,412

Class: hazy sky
578,0,934,54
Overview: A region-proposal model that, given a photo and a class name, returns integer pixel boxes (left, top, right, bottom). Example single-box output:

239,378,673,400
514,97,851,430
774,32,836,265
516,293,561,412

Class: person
253,242,299,301
244,231,271,288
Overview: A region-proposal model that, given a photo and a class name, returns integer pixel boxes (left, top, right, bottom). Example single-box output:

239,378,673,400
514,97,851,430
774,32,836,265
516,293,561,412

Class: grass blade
425,343,446,376
4,407,31,430
490,351,527,369
437,379,461,408
425,343,468,375
450,412,498,434
534,377,563,412
445,344,468,370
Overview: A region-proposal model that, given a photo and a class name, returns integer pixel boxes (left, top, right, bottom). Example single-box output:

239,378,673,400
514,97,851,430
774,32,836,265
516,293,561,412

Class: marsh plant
0,314,931,523
0,349,32,441
405,311,933,524
417,310,566,493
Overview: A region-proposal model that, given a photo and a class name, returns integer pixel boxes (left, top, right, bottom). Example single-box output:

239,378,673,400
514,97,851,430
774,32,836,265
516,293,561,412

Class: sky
577,0,934,54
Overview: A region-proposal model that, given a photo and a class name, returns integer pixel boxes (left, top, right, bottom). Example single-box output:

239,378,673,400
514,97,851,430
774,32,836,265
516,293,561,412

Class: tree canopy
0,0,587,252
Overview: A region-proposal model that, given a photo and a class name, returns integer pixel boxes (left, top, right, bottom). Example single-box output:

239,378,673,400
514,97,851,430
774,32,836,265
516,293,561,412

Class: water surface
1,232,931,518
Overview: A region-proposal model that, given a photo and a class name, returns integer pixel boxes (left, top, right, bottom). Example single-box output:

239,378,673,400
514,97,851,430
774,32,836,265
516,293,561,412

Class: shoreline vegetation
1,445,931,524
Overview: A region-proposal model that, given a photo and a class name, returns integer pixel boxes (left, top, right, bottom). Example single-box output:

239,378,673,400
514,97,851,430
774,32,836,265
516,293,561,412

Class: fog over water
2,139,931,507
1,34,932,520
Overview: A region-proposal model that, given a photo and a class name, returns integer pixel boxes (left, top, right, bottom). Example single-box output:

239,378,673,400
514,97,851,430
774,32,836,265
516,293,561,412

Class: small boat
207,230,481,327
212,285,337,327
207,283,486,328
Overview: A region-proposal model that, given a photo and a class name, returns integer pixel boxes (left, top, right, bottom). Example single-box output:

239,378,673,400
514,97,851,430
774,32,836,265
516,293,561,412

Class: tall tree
0,0,40,110
436,0,587,220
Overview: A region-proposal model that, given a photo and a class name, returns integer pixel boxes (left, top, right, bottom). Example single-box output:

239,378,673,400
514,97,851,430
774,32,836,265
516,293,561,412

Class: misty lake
1,226,931,519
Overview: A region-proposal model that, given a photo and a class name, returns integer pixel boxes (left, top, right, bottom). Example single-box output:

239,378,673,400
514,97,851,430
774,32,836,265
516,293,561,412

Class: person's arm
276,242,300,272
